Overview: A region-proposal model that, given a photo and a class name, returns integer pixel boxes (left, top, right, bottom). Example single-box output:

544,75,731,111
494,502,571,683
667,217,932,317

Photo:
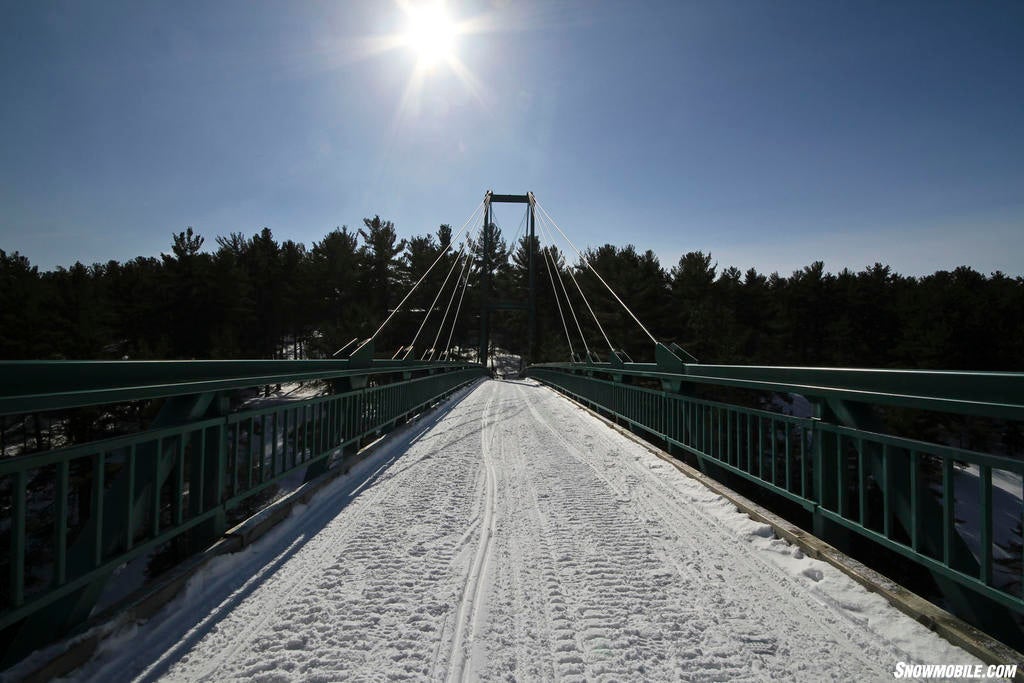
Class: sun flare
402,2,457,68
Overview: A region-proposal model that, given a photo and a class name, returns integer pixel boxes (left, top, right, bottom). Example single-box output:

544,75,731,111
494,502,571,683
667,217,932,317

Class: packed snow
65,379,983,681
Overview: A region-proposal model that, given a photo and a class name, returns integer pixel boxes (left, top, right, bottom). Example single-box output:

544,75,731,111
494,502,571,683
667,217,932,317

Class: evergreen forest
2,218,1022,371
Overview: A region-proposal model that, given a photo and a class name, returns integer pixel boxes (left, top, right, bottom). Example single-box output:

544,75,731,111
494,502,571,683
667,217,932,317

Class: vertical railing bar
686,401,692,447
309,402,314,456
721,407,725,462
857,438,866,527
295,406,301,467
327,398,334,454
910,450,919,552
771,419,777,486
11,469,27,607
315,400,322,457
690,400,696,449
231,419,238,493
270,411,278,483
690,401,696,451
126,445,137,550
299,405,306,463
712,407,717,460
268,411,276,481
299,405,306,462
836,433,845,516
231,421,240,497
307,403,313,460
814,421,824,506
729,410,735,466
943,457,954,566
55,460,69,586
699,401,705,455
289,407,296,470
746,414,752,473
717,407,723,461
153,438,162,538
307,403,315,462
980,464,992,585
800,426,807,499
216,423,227,507
175,435,185,526
93,452,105,567
197,430,206,515
247,417,255,492
294,407,300,466
784,423,791,492
723,408,730,465
881,444,890,538
757,416,763,480
702,403,707,455
282,408,290,475
339,395,348,448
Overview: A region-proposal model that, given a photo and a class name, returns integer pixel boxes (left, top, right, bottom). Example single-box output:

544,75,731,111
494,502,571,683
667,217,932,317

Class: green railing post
810,401,844,547
527,358,1024,649
0,360,483,669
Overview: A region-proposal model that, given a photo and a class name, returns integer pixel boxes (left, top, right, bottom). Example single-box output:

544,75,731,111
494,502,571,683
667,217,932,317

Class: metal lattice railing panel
529,365,1024,620
0,362,484,657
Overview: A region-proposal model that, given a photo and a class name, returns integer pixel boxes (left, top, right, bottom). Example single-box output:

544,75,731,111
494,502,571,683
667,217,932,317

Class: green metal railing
529,359,1024,639
0,358,485,666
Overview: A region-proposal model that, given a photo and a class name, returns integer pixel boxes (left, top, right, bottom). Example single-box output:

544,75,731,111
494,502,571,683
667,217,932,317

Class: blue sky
2,1,1022,276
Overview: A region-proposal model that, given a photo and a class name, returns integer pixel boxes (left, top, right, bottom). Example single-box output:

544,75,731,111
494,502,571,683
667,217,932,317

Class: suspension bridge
2,192,1023,680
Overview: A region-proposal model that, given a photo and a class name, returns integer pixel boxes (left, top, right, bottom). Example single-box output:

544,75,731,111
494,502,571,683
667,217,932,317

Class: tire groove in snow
70,380,980,682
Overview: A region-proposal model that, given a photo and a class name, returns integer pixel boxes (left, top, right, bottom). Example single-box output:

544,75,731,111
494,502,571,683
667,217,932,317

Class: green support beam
530,360,1024,421
0,357,473,416
478,190,537,368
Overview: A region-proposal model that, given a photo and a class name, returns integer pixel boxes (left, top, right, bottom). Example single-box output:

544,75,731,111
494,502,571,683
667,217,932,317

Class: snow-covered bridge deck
75,380,976,681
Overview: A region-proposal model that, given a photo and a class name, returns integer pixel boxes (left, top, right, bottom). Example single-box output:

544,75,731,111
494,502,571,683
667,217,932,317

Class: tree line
2,219,1022,371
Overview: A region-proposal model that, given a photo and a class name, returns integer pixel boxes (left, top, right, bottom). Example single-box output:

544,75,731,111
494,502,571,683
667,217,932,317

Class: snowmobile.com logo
892,662,1018,679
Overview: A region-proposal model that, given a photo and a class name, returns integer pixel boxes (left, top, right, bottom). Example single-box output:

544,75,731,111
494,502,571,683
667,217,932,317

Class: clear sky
2,1,1022,277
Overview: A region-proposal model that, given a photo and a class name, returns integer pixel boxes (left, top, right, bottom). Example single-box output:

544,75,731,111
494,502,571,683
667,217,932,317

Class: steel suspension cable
363,200,484,346
535,209,614,353
441,255,473,360
540,242,575,358
534,199,659,346
400,237,472,358
428,247,473,359
539,230,591,358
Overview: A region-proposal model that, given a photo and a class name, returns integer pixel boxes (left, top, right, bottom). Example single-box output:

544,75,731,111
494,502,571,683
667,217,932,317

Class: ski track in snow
68,379,982,682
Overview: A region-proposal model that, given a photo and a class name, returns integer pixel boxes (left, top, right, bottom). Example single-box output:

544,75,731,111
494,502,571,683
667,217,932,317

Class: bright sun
402,2,457,68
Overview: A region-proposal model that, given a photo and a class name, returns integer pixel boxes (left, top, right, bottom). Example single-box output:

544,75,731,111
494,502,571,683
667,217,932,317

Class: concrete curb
557,391,1024,679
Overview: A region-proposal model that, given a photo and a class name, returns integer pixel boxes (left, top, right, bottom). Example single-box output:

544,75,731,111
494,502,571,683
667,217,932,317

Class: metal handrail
527,363,1024,641
530,361,1024,420
0,359,480,415
0,361,485,667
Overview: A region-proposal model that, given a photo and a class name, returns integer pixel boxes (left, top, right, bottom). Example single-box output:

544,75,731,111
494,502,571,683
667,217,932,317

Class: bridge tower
479,191,536,370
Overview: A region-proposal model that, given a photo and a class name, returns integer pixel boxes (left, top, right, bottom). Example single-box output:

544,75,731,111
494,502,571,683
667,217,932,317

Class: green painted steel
479,191,537,367
0,360,484,666
530,360,1024,420
0,358,475,416
528,363,1024,621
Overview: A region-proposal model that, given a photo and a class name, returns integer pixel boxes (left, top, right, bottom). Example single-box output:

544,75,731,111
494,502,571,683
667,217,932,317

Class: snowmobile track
69,379,980,682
